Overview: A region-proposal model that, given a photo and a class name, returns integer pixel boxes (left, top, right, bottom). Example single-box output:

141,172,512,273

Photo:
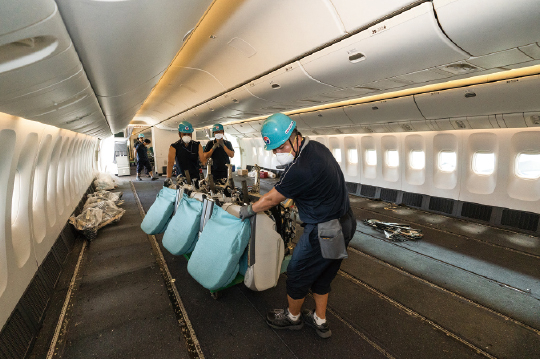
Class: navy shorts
137,159,152,174
286,208,356,299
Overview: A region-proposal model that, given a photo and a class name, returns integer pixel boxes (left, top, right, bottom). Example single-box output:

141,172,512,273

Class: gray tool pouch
317,219,348,259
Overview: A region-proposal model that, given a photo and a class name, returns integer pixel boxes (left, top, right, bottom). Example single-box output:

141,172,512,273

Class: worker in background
134,134,158,181
239,113,356,339
204,124,235,181
166,121,206,184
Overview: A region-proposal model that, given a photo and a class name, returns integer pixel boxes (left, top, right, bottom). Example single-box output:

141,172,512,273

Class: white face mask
276,152,294,165
215,133,224,140
182,135,191,143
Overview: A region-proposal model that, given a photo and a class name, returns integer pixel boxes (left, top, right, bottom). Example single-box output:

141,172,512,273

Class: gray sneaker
302,309,332,338
266,309,303,330
151,176,159,181
136,176,142,181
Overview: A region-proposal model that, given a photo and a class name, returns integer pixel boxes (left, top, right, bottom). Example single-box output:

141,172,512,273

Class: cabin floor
30,170,540,359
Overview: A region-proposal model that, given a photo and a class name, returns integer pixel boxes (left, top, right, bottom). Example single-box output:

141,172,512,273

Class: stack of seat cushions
188,205,251,290
162,193,204,255
141,187,177,234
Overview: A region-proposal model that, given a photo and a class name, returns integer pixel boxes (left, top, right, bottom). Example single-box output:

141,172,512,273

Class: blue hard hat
212,124,224,133
138,133,144,138
178,121,194,133
260,113,296,150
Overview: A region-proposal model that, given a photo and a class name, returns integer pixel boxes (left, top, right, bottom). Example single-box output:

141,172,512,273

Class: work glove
212,142,219,151
217,139,224,147
164,177,172,187
239,204,255,221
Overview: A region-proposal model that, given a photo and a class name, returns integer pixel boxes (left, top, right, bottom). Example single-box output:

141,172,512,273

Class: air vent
501,209,539,232
348,52,366,63
372,106,379,110
40,252,61,288
271,83,280,89
401,192,423,208
429,197,454,214
360,185,377,198
465,92,476,98
380,188,398,203
0,308,34,358
461,202,492,222
20,275,49,324
455,120,467,129
530,115,540,125
402,124,413,131
346,182,358,195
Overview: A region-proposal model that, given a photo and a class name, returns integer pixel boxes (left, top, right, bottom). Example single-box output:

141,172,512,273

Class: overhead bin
0,0,56,36
344,96,425,125
298,108,353,128
329,0,422,34
433,0,540,56
174,0,344,93
414,75,540,119
247,62,336,107
300,3,467,90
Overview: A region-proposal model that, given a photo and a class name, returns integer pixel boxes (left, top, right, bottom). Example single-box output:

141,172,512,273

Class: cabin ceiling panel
299,3,467,89
0,2,111,138
414,75,540,120
172,0,345,92
329,0,422,33
55,0,212,97
433,0,540,57
344,96,425,125
467,49,533,70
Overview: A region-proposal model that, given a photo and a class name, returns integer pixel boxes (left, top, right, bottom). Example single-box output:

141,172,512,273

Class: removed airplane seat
140,186,176,234
162,193,204,256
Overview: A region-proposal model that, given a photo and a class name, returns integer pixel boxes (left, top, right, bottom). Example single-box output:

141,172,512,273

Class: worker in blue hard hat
239,113,356,339
203,124,235,181
134,133,158,181
166,121,207,184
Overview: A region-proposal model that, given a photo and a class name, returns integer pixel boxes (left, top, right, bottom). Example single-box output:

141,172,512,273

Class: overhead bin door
298,108,353,128
344,96,425,125
433,0,540,56
329,0,421,33
300,3,467,90
414,75,540,119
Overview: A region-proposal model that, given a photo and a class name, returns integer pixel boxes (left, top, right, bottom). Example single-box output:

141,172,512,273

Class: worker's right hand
239,204,255,220
164,178,172,187
212,142,219,150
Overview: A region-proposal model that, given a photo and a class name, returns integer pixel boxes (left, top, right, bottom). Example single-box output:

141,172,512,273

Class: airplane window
438,151,457,172
348,149,358,164
365,149,377,166
410,151,425,170
386,150,399,167
332,149,342,163
11,170,20,225
515,153,540,180
252,147,257,157
473,152,495,175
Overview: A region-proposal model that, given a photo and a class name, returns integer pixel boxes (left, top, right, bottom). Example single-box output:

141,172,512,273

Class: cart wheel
210,291,221,300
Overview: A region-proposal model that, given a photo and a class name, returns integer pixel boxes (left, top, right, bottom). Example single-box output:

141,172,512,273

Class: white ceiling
1,0,540,138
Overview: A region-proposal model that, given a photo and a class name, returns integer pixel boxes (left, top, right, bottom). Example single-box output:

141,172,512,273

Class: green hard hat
212,124,224,133
138,133,144,138
261,113,296,150
178,121,194,133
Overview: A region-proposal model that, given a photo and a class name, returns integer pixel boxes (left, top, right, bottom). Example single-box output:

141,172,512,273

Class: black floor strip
130,181,204,359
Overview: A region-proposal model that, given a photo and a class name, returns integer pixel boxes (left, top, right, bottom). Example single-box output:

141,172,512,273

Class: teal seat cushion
187,205,251,291
162,194,203,256
141,187,177,235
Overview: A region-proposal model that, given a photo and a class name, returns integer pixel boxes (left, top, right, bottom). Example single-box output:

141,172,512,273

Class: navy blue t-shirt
204,139,234,172
274,138,350,224
134,141,148,161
